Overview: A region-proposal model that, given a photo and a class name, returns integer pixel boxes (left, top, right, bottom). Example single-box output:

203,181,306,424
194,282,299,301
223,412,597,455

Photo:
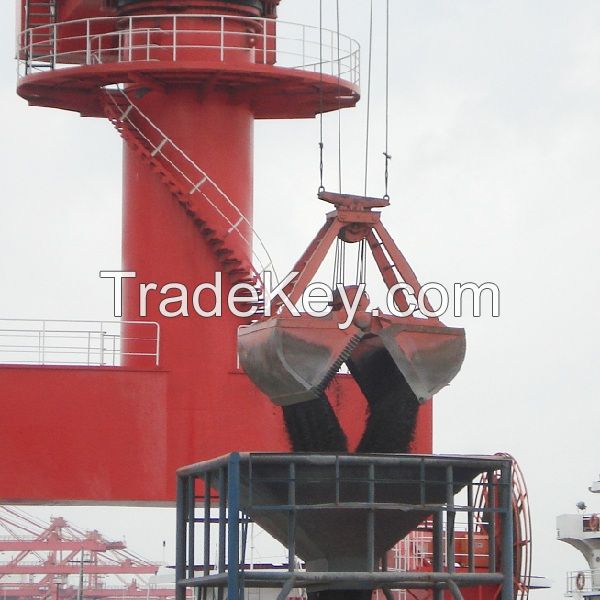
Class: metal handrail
0,318,160,367
16,14,360,86
103,88,276,286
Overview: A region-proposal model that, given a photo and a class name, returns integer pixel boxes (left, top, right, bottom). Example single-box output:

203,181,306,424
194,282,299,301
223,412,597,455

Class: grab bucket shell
238,315,363,406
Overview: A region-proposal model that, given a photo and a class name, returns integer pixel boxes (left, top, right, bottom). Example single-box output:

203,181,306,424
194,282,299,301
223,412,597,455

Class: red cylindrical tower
8,0,432,502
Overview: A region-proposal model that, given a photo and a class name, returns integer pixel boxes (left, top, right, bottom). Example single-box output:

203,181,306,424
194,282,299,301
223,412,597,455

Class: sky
1,0,600,596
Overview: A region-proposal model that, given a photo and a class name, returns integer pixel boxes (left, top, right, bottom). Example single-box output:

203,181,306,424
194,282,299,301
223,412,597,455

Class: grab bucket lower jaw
361,320,466,402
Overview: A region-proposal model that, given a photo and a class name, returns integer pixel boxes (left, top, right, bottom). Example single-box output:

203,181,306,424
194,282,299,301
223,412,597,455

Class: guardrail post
187,477,196,581
330,29,334,75
86,20,91,65
203,471,212,588
87,331,91,366
367,462,376,572
500,461,514,600
173,16,177,61
28,30,33,74
432,511,444,600
218,467,227,600
467,483,475,572
287,461,296,571
220,17,225,61
227,454,241,600
99,324,105,366
155,323,161,367
52,23,57,68
129,17,133,62
263,18,267,64
301,25,305,69
41,321,46,364
175,475,187,600
487,471,496,572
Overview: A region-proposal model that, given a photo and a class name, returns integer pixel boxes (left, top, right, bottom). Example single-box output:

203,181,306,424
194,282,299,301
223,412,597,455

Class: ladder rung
120,105,133,120
150,137,168,157
227,216,244,234
190,176,207,194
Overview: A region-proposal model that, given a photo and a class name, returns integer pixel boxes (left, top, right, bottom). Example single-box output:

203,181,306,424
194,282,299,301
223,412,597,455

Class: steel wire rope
383,0,391,199
363,0,374,196
332,236,346,289
354,0,376,288
336,0,343,193
355,239,367,286
332,239,339,290
318,0,325,192
328,0,347,293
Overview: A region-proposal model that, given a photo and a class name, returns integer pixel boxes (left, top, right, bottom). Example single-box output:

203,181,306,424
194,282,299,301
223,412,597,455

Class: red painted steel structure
2,0,433,505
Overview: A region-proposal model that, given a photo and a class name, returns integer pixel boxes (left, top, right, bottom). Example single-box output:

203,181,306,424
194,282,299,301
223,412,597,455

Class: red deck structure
1,0,432,505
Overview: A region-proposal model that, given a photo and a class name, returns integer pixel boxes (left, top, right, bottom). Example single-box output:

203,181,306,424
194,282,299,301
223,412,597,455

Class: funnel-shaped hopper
376,322,466,402
238,316,363,406
230,455,488,573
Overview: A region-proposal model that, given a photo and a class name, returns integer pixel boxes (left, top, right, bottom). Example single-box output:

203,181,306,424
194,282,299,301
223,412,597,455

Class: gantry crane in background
0,507,179,600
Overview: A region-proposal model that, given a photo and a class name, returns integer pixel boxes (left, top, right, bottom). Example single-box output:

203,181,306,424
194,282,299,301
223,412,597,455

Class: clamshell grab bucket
239,315,466,407
237,191,467,409
238,316,363,406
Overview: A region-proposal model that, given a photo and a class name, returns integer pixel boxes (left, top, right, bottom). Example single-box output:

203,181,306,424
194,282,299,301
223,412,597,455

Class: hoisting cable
332,239,338,290
363,0,374,197
332,0,347,293
332,240,339,290
318,0,325,192
332,236,346,289
355,238,367,286
383,0,391,199
362,238,367,284
336,0,343,193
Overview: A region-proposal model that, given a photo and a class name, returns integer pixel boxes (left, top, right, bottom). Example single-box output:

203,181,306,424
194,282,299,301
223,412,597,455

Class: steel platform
175,453,514,600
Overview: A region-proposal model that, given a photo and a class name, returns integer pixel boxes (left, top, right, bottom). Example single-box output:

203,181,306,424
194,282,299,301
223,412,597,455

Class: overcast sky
1,1,600,595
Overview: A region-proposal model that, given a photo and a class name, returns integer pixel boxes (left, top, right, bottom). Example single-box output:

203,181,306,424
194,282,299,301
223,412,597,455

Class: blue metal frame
175,453,514,600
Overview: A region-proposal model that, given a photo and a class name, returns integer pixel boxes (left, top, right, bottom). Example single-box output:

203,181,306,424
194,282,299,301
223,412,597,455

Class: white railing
0,319,160,367
566,569,600,595
17,14,360,86
391,529,431,572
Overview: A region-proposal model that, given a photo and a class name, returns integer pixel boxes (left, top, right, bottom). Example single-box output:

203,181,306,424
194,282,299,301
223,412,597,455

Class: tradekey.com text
100,271,500,329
